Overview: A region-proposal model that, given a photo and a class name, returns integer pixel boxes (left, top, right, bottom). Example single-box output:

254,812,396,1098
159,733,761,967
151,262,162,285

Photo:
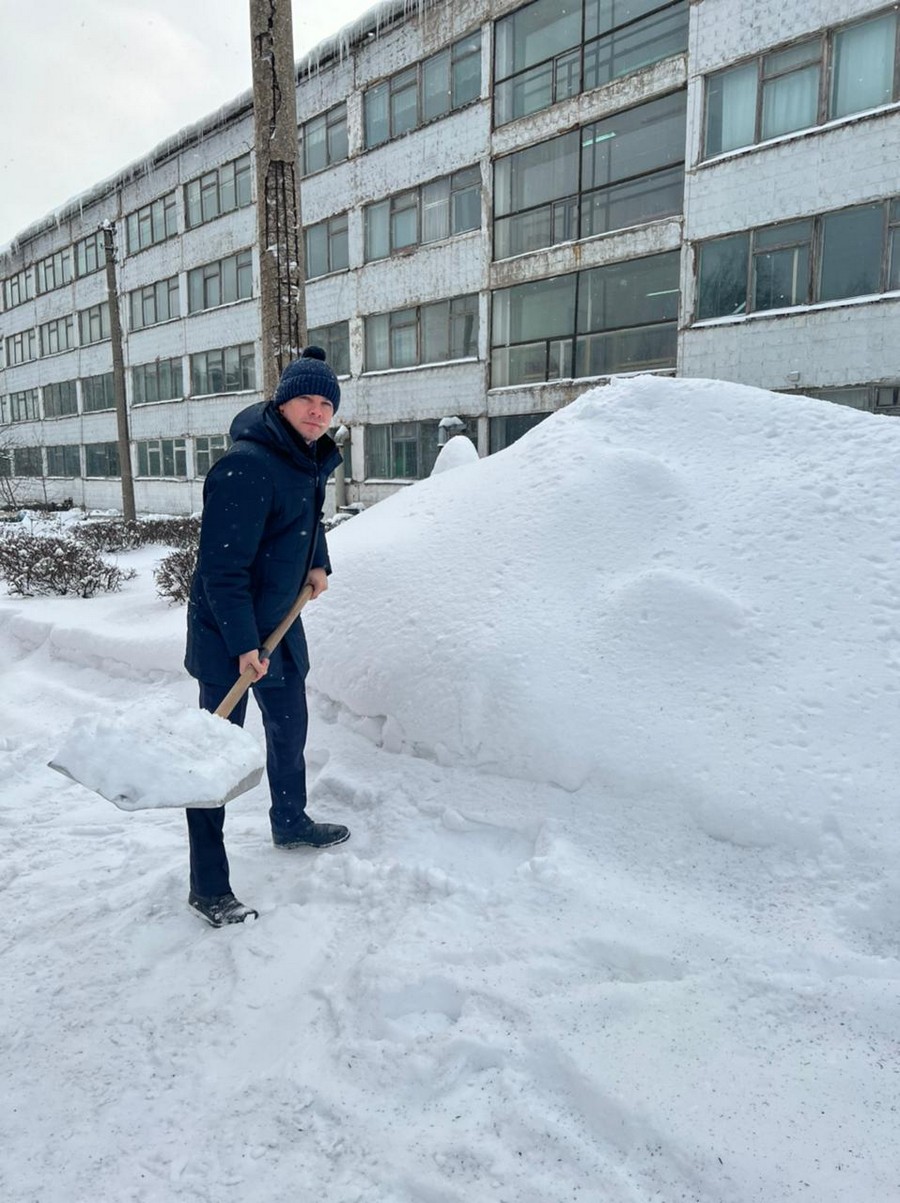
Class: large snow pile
2,376,899,1203
310,375,900,868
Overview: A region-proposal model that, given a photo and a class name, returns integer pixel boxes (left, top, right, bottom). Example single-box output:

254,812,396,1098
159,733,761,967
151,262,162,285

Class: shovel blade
49,703,266,812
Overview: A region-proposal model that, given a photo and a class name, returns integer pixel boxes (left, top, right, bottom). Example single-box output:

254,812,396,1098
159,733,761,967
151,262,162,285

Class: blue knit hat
274,346,340,412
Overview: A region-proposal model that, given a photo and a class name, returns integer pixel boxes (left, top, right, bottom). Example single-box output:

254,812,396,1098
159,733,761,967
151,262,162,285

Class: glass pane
423,51,450,122
422,301,449,362
819,205,884,301
452,35,482,107
705,62,758,156
889,228,900,290
366,315,390,370
761,65,820,139
453,182,481,233
390,311,417,367
696,234,749,319
328,108,349,163
494,275,576,347
587,3,688,90
391,71,418,137
305,115,327,174
575,322,677,375
578,252,680,332
365,202,390,261
422,178,450,242
495,0,580,79
391,198,418,250
763,39,820,76
754,219,812,249
450,297,478,358
366,424,391,477
307,226,329,278
831,13,896,119
365,83,389,147
581,165,684,237
753,246,810,309
331,221,349,272
495,132,578,218
582,91,686,191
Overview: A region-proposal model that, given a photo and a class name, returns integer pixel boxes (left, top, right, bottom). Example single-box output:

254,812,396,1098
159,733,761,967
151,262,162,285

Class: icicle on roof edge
1,0,438,259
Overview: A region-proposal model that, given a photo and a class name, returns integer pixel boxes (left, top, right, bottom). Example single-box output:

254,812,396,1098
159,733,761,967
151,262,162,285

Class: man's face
279,393,334,442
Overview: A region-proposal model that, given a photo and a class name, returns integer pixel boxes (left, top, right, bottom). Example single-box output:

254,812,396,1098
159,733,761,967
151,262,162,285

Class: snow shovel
49,584,315,812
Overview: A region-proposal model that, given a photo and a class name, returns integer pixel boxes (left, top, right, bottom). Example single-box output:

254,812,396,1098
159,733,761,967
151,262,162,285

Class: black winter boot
189,891,259,927
272,821,350,850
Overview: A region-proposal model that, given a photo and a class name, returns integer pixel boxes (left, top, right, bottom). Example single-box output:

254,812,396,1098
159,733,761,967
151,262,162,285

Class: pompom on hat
274,346,340,412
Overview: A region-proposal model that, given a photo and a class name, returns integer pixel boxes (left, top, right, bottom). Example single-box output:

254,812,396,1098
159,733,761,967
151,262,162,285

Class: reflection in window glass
819,205,883,301
696,234,749,319
705,62,758,156
752,221,812,310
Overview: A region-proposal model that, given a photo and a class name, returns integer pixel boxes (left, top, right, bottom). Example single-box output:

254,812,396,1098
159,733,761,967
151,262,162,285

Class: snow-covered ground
1,376,899,1203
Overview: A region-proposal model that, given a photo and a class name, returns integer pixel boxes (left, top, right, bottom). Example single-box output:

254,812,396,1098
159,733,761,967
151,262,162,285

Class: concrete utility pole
101,222,136,522
249,0,308,400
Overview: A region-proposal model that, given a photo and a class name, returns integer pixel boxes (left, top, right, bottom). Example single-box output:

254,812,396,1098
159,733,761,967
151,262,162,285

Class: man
184,346,349,927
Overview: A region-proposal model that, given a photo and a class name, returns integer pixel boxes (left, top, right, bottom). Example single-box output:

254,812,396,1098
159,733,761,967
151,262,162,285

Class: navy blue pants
186,658,311,897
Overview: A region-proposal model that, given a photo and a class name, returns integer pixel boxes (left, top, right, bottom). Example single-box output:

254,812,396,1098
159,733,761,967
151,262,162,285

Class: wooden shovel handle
213,583,315,720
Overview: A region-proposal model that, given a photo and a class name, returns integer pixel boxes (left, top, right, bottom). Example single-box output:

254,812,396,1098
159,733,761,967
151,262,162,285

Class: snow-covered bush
0,531,135,598
154,545,197,605
74,516,200,553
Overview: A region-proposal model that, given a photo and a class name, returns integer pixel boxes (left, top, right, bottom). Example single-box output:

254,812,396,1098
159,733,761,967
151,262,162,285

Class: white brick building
1,0,898,515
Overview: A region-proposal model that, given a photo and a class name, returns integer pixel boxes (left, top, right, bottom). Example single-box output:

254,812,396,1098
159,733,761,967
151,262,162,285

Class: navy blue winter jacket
184,399,342,686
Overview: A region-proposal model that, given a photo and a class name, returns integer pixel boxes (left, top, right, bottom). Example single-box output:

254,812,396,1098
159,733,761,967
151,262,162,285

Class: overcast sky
0,0,380,246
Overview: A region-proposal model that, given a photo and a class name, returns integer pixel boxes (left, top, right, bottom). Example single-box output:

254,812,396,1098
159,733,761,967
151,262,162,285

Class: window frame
190,343,257,397
493,0,688,128
694,197,900,321
363,30,483,149
305,213,350,279
703,7,900,159
184,154,253,230
364,295,479,372
490,251,680,387
187,250,253,314
302,102,349,176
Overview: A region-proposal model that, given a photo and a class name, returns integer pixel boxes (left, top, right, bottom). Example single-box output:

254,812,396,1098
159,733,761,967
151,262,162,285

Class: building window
9,389,40,422
365,295,478,371
78,302,110,345
364,30,482,148
305,214,349,279
133,357,183,405
491,251,679,387
6,329,37,365
129,276,180,330
494,90,685,260
84,442,119,477
302,103,349,175
43,380,78,418
46,444,81,476
74,231,106,278
3,267,34,309
364,168,481,261
308,322,350,376
195,434,232,477
35,248,72,294
39,315,76,356
187,250,253,313
704,9,899,157
798,384,900,416
695,199,899,320
495,0,687,127
136,438,187,478
489,412,551,452
185,153,252,229
125,193,177,254
190,344,256,396
82,373,115,413
365,420,441,479
13,447,43,477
